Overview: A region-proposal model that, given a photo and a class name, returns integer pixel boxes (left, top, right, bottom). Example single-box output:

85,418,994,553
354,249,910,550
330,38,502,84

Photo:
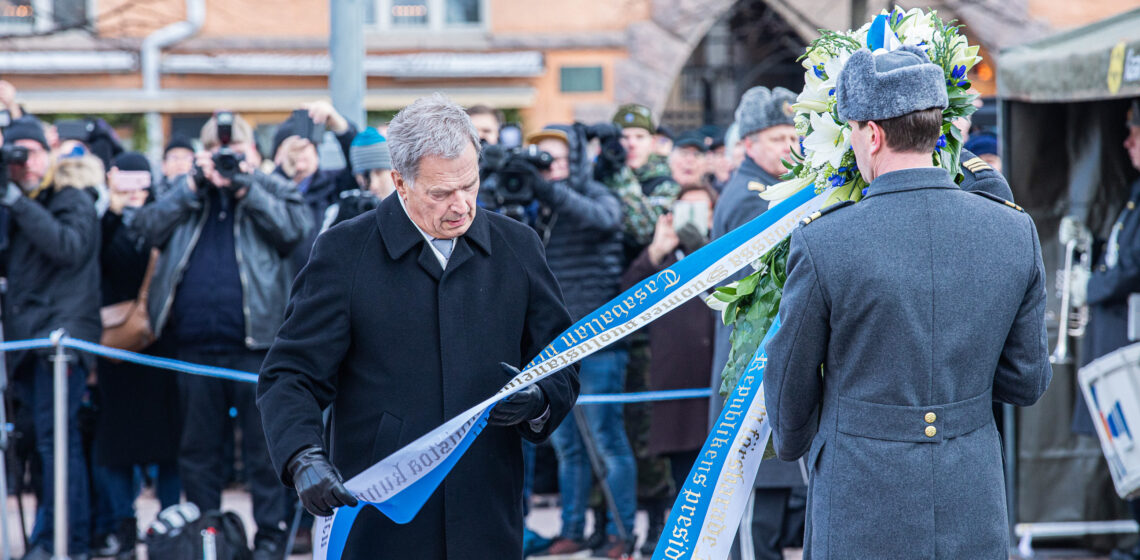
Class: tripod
0,282,16,560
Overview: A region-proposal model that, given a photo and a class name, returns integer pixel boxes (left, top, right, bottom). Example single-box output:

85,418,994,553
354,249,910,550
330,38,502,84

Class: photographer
321,127,395,231
270,101,357,272
509,125,635,558
128,111,310,560
2,117,102,560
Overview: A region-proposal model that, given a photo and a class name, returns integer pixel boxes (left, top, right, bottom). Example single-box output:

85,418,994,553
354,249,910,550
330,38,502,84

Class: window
0,0,87,34
365,0,485,30
560,66,604,93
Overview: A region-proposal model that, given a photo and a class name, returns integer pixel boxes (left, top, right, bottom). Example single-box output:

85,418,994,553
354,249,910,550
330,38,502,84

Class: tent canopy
998,7,1140,103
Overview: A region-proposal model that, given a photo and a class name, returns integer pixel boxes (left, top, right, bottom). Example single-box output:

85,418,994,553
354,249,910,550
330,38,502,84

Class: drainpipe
141,0,205,163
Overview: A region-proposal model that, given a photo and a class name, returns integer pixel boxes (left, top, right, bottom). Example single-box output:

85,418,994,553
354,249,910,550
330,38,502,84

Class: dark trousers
177,349,285,536
731,487,807,560
27,356,90,555
94,460,180,535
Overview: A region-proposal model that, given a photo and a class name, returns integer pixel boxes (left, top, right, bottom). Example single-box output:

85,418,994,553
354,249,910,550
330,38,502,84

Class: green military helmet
612,103,656,132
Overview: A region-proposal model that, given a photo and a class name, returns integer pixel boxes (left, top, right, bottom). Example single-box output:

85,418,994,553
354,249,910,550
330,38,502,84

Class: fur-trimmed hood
51,154,105,190
45,154,109,215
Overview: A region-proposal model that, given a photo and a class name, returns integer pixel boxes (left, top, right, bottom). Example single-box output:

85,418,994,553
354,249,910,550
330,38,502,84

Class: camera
196,111,247,183
211,147,245,180
479,144,552,222
0,144,29,166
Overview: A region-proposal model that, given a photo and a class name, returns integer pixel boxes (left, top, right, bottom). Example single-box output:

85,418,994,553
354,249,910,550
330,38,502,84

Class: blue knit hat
350,128,392,174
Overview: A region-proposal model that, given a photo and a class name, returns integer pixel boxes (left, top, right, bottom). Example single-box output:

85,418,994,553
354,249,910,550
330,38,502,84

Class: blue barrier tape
0,337,711,404
577,388,712,404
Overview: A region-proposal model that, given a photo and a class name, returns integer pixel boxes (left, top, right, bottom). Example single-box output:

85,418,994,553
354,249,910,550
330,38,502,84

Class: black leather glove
489,363,548,426
286,446,358,517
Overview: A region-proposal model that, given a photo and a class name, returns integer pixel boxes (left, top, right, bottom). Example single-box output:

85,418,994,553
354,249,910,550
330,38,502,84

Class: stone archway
609,0,1047,117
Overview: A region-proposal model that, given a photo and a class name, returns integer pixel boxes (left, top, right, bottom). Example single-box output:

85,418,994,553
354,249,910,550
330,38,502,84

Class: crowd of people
1,61,1122,560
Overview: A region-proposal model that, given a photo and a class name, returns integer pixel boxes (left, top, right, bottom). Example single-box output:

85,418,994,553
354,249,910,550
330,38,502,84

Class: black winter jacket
3,155,103,369
536,125,625,321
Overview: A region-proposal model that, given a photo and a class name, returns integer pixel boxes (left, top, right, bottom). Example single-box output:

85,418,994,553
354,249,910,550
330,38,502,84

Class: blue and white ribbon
654,319,781,560
867,13,902,53
314,184,830,560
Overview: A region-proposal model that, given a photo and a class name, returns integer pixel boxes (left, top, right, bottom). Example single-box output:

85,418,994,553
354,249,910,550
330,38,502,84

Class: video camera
479,144,553,223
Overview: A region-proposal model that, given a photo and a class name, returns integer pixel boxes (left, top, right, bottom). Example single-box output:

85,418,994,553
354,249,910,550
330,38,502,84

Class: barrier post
49,330,68,560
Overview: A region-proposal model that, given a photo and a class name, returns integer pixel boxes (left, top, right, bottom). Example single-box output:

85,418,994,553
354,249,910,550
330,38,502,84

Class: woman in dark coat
620,184,716,493
91,152,182,559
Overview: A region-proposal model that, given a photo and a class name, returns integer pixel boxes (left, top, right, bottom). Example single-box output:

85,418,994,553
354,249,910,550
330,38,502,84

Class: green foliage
715,237,791,396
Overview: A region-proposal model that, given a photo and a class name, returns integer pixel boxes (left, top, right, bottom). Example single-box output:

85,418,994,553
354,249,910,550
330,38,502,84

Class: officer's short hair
200,113,254,151
855,107,942,154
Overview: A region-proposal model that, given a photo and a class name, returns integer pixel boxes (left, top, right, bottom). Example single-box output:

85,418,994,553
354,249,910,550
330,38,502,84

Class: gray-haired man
256,94,579,559
763,46,1051,558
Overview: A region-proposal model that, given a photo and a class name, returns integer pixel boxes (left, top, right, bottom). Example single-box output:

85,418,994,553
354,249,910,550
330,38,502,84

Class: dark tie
430,238,453,260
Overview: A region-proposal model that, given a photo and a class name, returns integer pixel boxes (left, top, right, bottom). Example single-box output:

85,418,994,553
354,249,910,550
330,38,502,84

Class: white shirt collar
397,194,454,269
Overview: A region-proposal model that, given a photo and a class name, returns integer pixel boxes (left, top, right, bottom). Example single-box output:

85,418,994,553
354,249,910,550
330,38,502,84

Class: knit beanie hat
112,151,152,173
4,117,49,150
350,128,392,174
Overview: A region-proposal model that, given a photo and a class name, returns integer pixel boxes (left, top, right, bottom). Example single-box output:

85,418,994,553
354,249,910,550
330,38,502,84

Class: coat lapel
376,196,493,281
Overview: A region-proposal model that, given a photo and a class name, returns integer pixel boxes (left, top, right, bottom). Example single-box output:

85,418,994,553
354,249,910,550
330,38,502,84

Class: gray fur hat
735,86,797,137
836,46,948,122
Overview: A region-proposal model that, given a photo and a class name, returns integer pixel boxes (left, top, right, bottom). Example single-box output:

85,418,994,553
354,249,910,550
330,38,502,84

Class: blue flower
951,65,966,79
935,134,947,152
861,187,869,196
828,173,845,187
893,11,903,26
828,88,835,97
813,65,825,79
799,139,806,154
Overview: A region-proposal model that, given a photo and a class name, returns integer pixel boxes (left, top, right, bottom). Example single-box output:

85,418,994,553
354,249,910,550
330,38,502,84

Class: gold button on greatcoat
925,426,938,438
925,412,937,424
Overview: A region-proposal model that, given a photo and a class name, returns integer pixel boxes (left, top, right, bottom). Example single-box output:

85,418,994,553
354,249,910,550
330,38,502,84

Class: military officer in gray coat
708,86,808,560
764,46,1052,559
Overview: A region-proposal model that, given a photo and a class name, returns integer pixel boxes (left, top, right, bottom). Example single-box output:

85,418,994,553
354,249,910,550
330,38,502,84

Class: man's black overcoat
257,194,579,559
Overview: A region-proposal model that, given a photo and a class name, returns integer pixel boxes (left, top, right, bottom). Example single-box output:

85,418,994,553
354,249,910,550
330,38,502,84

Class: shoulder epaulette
962,157,992,174
801,199,855,226
971,190,1024,212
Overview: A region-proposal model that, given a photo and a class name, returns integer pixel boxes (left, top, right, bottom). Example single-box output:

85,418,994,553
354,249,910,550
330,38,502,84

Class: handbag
100,248,159,353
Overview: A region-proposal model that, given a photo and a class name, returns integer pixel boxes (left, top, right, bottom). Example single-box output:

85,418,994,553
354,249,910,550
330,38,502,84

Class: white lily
794,70,832,114
950,43,982,73
759,173,816,207
802,112,850,170
896,9,936,46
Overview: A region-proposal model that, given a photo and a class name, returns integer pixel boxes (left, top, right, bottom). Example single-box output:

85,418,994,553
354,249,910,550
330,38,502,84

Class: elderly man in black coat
257,93,579,560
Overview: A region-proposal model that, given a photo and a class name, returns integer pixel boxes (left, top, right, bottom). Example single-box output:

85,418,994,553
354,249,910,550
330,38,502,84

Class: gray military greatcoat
764,167,1052,559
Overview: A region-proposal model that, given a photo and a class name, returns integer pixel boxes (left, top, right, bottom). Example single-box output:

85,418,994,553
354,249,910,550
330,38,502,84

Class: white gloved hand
1058,216,1081,245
